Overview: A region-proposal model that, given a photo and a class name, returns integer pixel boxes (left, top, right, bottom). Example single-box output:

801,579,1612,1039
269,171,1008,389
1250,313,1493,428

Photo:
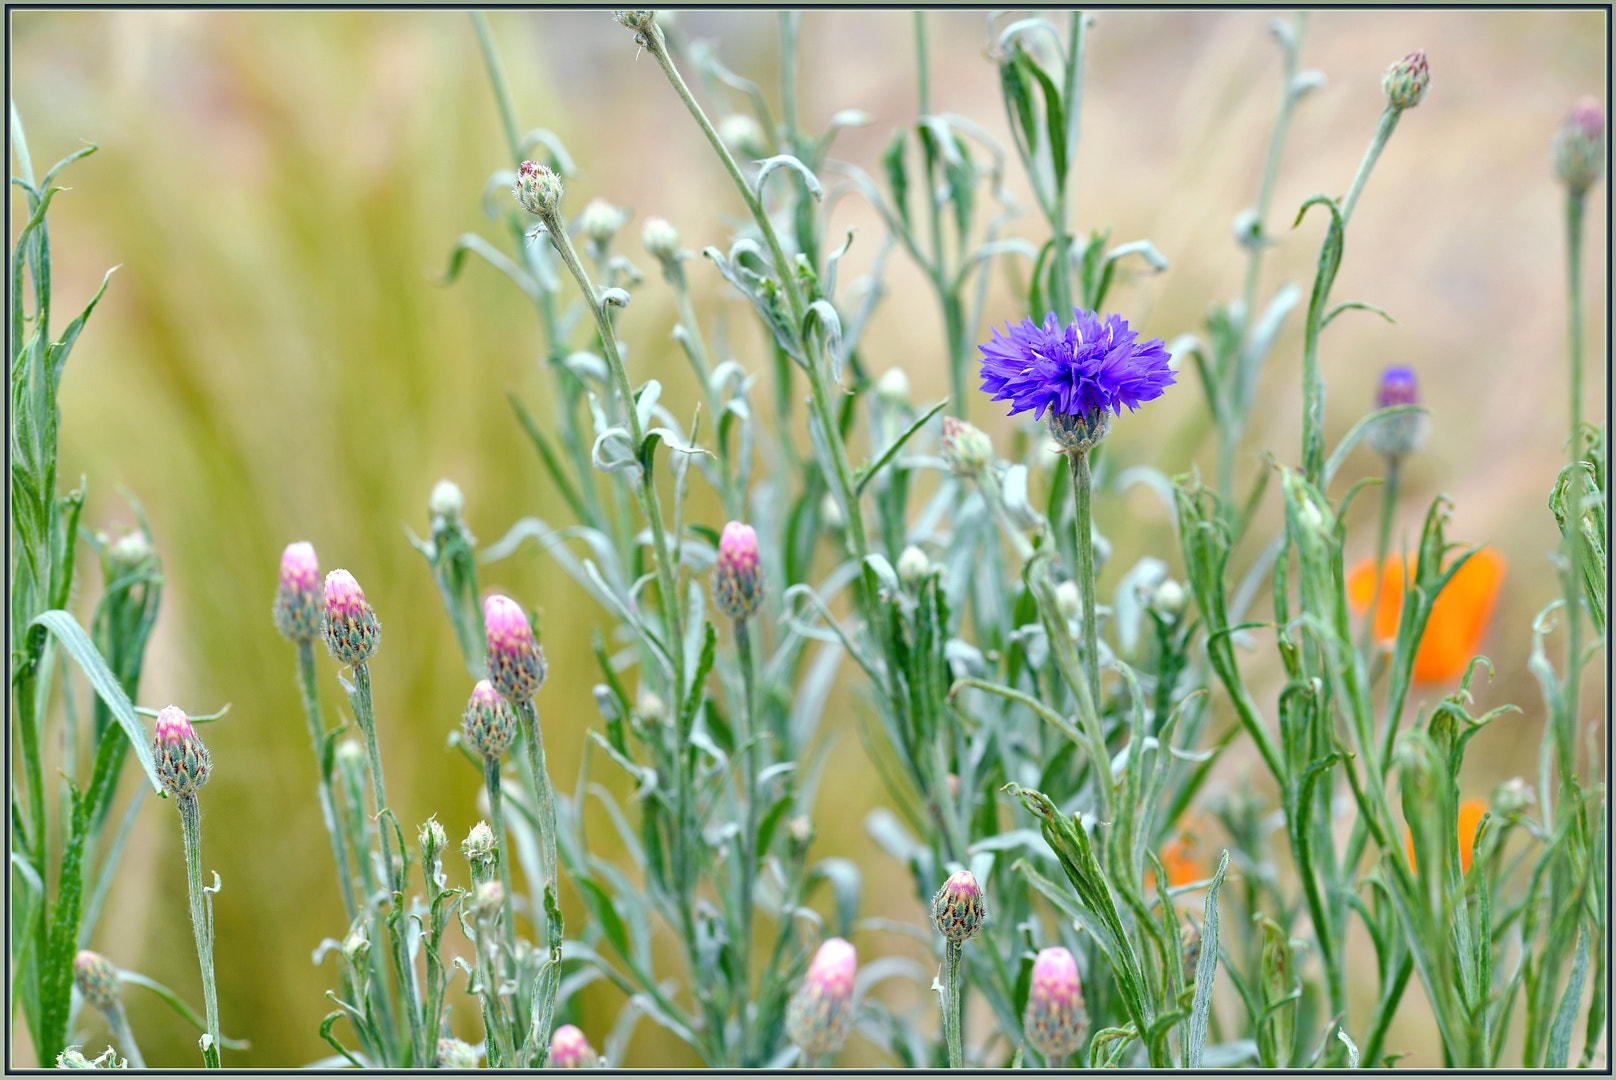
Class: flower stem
942,941,965,1069
178,795,221,1069
103,994,146,1068
471,11,523,166
1339,105,1402,228
1067,447,1102,709
298,641,357,921
1359,456,1401,661
516,700,561,1066
1557,186,1589,806
484,755,516,955
734,616,759,1064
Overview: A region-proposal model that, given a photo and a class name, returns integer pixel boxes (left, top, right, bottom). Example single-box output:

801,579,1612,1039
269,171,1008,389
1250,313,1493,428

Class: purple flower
977,308,1175,425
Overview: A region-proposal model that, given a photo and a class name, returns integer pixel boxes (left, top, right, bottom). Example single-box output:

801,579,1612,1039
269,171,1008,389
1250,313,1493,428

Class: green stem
1559,189,1588,808
484,755,516,956
1339,105,1402,228
178,796,221,1069
102,999,145,1069
516,700,561,1066
1359,456,1401,661
1067,448,1102,710
734,617,759,1064
471,11,523,166
942,941,965,1068
298,642,357,921
914,11,930,117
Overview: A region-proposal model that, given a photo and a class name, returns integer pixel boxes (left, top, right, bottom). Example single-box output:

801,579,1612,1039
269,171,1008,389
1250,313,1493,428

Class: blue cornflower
977,308,1176,439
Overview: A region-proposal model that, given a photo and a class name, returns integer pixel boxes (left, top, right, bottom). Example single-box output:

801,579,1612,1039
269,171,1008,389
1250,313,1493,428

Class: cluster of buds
1364,365,1429,460
549,1024,601,1068
786,937,858,1059
462,680,519,760
435,1037,479,1070
713,522,764,620
1382,48,1430,111
72,950,121,1013
1022,946,1088,1062
153,706,212,799
484,595,546,704
322,569,381,664
931,869,987,944
940,415,995,477
272,541,323,644
1554,96,1606,195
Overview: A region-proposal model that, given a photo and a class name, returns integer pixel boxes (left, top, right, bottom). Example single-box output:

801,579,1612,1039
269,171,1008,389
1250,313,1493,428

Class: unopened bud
1364,366,1428,459
342,924,370,967
463,821,497,882
613,9,656,35
484,594,546,703
638,691,666,725
578,197,629,252
322,569,381,664
272,541,322,644
875,367,911,406
428,479,464,523
719,113,769,160
819,492,846,531
107,530,156,574
471,880,505,921
436,1037,480,1069
514,160,564,218
940,415,994,476
419,816,447,868
945,773,962,799
1554,96,1606,195
714,522,764,620
1055,580,1082,623
73,951,120,1012
549,1024,601,1068
641,217,681,262
1492,777,1535,817
1151,580,1187,619
931,869,987,944
787,815,815,853
1023,946,1087,1061
896,545,931,587
153,706,212,799
462,679,519,760
1382,48,1430,111
786,937,857,1058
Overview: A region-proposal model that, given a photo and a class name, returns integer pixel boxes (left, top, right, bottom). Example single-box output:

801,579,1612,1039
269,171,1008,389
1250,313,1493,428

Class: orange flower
1404,797,1488,874
1346,548,1505,682
1148,824,1205,897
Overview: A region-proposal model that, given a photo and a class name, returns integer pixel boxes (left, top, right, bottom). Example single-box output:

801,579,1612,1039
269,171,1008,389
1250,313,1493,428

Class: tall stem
1359,456,1401,661
734,617,759,1064
484,755,516,955
516,700,561,1066
942,941,965,1068
102,1001,145,1070
1558,188,1589,806
298,642,356,921
471,11,523,166
1067,448,1102,709
178,796,221,1069
1339,106,1402,228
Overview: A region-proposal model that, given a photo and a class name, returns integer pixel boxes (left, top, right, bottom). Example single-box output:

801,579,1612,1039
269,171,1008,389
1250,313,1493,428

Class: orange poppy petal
1413,549,1505,683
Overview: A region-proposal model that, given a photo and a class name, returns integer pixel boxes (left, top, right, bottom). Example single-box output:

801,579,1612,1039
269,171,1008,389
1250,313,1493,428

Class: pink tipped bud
1365,366,1428,459
514,160,564,218
153,706,212,798
1554,96,1606,194
549,1024,600,1068
931,869,987,944
940,415,995,476
462,679,518,760
1023,946,1088,1061
1382,48,1430,111
483,594,546,703
713,522,764,620
272,541,322,643
321,569,381,664
786,937,857,1058
73,950,120,1012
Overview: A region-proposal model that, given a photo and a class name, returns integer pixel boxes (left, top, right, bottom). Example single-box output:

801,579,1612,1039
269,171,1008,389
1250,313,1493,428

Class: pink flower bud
1382,48,1430,111
73,950,120,1012
272,541,322,643
1366,366,1428,459
462,679,518,760
713,521,763,620
483,594,546,704
548,1024,600,1068
153,705,212,798
786,937,857,1057
1023,946,1088,1061
931,869,986,944
321,569,381,664
1555,96,1606,194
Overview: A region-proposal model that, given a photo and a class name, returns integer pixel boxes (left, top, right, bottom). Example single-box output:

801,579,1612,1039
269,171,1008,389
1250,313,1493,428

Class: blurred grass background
10,8,1605,1068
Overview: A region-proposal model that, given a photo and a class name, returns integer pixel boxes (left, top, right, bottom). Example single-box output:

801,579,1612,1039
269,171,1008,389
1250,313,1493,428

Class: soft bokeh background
10,8,1606,1068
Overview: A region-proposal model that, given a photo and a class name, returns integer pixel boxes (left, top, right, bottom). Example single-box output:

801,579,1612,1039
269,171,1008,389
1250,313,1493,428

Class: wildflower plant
12,9,1607,1071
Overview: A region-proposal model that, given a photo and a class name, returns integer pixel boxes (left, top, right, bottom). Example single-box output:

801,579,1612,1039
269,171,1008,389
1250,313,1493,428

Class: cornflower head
1382,48,1430,111
462,679,518,760
1364,365,1429,459
72,950,120,1012
1553,96,1606,195
549,1024,601,1068
931,869,987,944
1023,946,1088,1062
321,569,380,664
786,937,857,1058
483,594,546,703
978,308,1174,452
1346,548,1505,681
153,706,211,799
271,541,322,643
713,521,764,620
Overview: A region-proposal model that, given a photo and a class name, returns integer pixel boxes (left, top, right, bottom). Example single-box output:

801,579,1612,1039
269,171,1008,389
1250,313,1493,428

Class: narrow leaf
30,611,159,793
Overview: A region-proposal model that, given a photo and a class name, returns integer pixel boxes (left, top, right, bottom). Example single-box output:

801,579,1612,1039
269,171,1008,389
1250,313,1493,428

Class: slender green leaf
1545,919,1590,1067
1186,849,1230,1068
30,611,158,792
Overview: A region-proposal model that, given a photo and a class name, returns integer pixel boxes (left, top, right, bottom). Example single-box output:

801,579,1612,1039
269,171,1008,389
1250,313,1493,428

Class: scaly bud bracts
1023,946,1088,1061
1048,407,1112,454
272,541,322,643
462,679,518,760
940,415,995,476
514,160,564,218
713,522,764,620
931,869,987,944
786,937,857,1058
484,594,546,703
73,950,120,1012
153,706,211,798
1382,48,1430,111
1554,96,1606,195
549,1024,601,1068
322,569,380,664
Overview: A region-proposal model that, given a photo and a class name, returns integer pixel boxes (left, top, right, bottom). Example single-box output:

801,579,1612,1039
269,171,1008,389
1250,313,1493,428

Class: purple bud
153,705,212,798
931,869,987,944
462,679,518,760
73,950,120,1012
713,522,764,620
786,937,857,1057
1366,366,1428,459
1382,48,1430,111
1023,946,1088,1060
483,595,546,703
322,569,381,664
549,1024,600,1068
272,541,323,643
1554,96,1606,195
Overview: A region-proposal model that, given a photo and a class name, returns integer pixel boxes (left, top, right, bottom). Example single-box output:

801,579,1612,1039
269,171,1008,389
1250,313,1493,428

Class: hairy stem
1067,448,1102,709
942,941,965,1069
298,641,356,921
178,796,221,1068
516,700,561,1066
